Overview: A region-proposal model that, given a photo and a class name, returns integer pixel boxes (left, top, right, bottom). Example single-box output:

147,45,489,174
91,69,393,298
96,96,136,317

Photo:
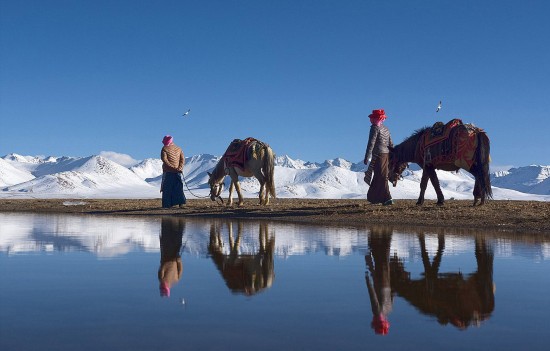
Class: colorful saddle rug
424,118,463,148
223,137,258,171
419,119,484,171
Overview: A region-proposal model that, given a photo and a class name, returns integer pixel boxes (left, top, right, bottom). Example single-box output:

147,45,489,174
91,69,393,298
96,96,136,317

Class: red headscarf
369,109,387,126
162,135,173,146
371,314,390,335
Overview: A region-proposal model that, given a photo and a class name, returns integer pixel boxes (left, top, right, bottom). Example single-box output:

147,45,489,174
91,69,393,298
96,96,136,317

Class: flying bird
436,101,442,113
182,109,191,117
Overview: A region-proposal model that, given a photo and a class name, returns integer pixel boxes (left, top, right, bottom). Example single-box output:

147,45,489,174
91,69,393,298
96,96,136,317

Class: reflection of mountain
0,213,161,257
1,214,550,262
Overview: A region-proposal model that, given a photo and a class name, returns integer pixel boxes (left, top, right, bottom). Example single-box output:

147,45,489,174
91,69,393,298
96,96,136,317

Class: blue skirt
162,172,187,208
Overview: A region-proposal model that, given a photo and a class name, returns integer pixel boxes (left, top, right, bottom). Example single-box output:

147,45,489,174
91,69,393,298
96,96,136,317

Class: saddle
424,119,463,148
419,119,483,170
223,137,258,171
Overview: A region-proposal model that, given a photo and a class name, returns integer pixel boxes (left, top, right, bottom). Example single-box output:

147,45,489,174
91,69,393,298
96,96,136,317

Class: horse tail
476,131,493,200
262,145,276,199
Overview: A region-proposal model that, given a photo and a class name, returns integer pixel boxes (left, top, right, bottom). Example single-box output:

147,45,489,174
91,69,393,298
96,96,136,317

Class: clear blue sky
1,0,549,168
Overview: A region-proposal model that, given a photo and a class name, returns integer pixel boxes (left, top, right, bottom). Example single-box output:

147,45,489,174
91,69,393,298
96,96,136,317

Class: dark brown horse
388,119,492,206
390,234,495,329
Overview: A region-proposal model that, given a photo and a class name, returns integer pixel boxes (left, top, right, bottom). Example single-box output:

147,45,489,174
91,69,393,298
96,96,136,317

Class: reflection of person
365,226,393,335
158,217,185,297
363,109,394,206
160,135,186,208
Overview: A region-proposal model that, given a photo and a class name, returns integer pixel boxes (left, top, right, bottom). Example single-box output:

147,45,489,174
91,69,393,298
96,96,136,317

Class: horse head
388,147,408,187
207,171,225,203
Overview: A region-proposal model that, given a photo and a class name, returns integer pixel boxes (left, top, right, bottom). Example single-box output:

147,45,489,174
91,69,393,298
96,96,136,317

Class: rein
180,173,209,199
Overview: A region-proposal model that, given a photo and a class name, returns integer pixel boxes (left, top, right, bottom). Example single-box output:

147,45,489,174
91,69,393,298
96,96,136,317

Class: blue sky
1,0,549,168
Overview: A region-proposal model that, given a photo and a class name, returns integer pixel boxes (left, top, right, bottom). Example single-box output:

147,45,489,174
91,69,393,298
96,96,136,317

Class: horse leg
473,175,482,206
227,182,234,207
253,169,267,205
263,184,270,205
417,169,430,205
259,182,266,205
234,180,244,206
427,168,445,205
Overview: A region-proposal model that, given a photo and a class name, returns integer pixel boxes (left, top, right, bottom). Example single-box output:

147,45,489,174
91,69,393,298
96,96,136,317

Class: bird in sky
182,109,191,117
436,101,442,113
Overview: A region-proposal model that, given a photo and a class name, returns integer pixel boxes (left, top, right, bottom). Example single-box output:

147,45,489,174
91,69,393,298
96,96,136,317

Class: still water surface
1,213,549,350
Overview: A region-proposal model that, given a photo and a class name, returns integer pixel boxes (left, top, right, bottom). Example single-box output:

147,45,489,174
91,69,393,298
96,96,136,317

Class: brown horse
390,234,495,329
388,119,492,206
208,138,276,206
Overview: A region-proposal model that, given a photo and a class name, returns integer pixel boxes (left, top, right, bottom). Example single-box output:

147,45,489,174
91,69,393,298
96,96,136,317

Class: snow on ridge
491,165,550,195
3,155,157,197
130,158,163,180
321,158,353,170
3,153,44,164
1,152,549,200
275,155,319,169
0,158,35,187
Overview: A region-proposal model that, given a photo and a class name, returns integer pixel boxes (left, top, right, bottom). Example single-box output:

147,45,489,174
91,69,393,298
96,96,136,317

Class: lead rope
181,173,224,205
180,173,209,199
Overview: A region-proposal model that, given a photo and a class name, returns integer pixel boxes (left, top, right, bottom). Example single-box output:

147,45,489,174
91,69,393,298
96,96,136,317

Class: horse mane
394,126,429,161
210,157,226,182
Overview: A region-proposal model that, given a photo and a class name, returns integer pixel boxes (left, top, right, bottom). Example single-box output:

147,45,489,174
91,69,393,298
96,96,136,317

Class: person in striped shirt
161,135,186,208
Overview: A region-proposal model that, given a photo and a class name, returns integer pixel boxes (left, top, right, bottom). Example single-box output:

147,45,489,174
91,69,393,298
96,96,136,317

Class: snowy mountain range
1,152,549,201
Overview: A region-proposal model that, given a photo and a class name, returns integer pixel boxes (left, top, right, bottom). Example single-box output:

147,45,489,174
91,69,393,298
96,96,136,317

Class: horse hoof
416,202,423,206
437,202,444,206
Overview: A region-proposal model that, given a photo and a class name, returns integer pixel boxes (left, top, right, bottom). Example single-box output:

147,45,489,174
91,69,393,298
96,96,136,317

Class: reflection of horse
158,217,186,297
365,226,394,335
390,234,495,329
208,221,275,296
208,138,276,206
388,119,492,206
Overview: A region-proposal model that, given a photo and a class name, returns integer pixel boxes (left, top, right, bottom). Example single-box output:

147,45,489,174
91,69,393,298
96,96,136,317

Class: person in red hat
363,109,394,205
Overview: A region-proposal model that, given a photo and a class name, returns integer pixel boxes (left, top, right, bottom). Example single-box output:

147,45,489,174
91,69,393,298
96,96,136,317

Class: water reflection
2,213,550,350
158,217,186,297
365,226,393,335
390,233,495,330
208,221,275,296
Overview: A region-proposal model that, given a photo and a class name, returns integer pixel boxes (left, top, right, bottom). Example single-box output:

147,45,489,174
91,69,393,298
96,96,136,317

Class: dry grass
1,198,549,233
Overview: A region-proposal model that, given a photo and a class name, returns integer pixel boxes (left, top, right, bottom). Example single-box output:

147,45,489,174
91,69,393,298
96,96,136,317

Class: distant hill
1,152,549,201
491,165,550,195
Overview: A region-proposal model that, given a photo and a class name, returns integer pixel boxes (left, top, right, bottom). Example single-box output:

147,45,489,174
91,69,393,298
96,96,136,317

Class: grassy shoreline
1,198,549,234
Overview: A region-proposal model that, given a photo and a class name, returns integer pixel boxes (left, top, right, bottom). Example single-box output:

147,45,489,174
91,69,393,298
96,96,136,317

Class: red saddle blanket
419,119,483,171
424,118,463,147
223,137,257,170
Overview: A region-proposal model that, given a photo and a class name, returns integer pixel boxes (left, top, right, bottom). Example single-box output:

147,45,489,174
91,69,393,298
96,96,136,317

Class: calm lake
1,213,549,351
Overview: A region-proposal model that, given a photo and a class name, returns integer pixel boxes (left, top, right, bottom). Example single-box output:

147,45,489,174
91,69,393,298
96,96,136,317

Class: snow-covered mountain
1,152,549,200
0,158,35,187
491,165,550,195
2,154,158,198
